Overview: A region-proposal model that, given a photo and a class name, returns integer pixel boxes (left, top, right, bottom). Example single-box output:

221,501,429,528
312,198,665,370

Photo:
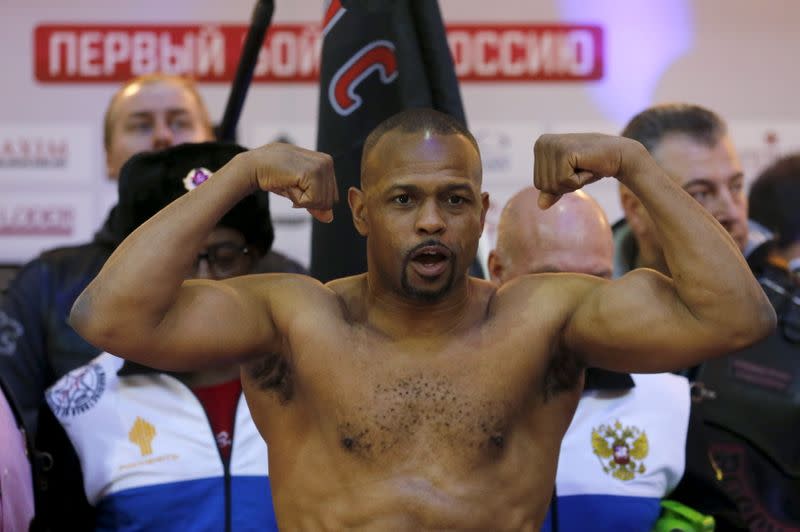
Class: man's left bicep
563,270,711,373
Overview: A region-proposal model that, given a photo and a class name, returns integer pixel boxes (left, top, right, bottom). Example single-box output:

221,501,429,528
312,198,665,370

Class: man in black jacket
0,73,303,529
0,73,216,529
614,103,800,529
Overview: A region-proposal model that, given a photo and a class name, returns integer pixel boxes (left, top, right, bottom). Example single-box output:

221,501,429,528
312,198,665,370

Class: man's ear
106,152,119,181
348,187,368,236
479,192,490,232
619,184,650,239
487,249,503,284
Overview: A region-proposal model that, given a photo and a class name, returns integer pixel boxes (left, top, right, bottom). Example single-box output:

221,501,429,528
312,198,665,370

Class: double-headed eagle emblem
591,420,649,481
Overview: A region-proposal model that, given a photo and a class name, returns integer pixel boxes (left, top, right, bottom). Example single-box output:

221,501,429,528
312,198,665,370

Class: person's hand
244,143,339,222
533,133,646,209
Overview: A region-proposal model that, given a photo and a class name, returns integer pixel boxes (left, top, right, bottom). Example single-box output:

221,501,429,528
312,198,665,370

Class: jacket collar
584,368,635,391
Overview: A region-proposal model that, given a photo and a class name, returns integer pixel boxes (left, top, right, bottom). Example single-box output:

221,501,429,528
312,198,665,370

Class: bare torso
242,274,584,531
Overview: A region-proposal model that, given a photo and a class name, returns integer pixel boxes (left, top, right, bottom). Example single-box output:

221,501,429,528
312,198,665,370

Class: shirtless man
69,109,775,530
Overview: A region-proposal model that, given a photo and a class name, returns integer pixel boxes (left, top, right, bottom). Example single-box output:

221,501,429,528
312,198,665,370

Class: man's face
353,130,488,302
652,133,748,251
192,226,255,281
106,80,213,179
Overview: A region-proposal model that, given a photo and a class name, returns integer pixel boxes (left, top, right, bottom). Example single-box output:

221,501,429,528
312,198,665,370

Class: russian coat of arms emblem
591,419,649,481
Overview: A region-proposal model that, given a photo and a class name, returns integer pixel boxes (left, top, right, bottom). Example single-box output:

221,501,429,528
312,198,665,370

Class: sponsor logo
0,205,75,236
0,137,69,168
47,363,106,417
0,311,24,356
216,430,232,450
329,40,398,116
129,416,157,456
35,23,603,83
710,443,796,530
120,417,182,470
447,24,603,82
591,419,649,481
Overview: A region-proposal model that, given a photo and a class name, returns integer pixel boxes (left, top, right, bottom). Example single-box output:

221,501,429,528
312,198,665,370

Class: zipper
180,378,240,532
225,395,242,532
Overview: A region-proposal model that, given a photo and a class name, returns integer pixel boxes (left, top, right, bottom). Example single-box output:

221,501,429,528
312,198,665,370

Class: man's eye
448,195,465,206
688,189,711,203
394,194,410,205
171,117,195,131
126,122,151,133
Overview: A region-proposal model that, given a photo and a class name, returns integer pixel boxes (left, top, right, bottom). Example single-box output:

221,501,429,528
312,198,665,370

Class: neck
364,273,475,338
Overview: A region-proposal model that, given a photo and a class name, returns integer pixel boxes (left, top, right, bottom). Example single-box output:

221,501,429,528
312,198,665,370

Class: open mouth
409,244,452,278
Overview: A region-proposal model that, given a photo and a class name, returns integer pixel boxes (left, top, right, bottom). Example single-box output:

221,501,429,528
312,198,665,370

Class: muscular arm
69,144,337,371
534,134,775,372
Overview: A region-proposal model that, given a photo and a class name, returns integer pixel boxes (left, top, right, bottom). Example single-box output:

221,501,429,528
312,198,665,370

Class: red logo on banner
447,25,603,82
329,40,398,116
34,23,602,83
0,205,75,236
35,24,321,83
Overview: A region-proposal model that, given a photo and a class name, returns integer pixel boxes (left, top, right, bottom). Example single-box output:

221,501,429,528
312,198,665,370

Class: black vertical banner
311,0,466,282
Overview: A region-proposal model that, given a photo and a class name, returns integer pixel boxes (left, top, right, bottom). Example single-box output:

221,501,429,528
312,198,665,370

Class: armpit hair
246,352,293,403
543,345,584,401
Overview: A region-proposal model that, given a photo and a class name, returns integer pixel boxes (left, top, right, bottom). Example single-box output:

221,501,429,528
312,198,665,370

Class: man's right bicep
151,275,286,371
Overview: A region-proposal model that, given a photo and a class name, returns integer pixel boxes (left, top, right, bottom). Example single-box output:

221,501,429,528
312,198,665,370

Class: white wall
2,0,799,267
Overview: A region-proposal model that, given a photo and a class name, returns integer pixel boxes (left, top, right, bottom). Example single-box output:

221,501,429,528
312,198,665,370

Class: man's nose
193,256,215,280
151,118,174,149
711,187,744,226
415,199,446,234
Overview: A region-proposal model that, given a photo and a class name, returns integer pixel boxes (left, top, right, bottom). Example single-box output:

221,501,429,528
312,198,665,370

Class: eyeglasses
194,242,251,277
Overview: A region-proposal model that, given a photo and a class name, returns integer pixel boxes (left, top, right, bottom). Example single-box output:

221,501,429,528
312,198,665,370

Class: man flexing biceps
70,109,774,530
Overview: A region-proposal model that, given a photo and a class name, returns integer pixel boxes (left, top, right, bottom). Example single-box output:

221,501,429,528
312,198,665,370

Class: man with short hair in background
0,73,301,528
615,103,800,528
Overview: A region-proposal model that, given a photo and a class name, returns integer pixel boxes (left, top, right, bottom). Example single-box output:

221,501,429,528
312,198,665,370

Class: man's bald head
360,108,480,189
489,188,613,284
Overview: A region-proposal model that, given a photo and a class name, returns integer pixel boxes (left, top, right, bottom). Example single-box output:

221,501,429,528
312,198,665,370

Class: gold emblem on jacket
591,419,649,481
129,416,157,456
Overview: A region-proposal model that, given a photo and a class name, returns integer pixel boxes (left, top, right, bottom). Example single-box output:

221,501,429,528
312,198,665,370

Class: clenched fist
533,133,649,209
240,143,339,222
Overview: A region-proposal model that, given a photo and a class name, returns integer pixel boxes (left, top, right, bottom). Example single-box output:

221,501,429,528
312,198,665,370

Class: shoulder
233,272,349,323
491,273,602,317
45,353,122,419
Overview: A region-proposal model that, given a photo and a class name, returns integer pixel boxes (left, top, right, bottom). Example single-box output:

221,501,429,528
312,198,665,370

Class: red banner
35,23,603,83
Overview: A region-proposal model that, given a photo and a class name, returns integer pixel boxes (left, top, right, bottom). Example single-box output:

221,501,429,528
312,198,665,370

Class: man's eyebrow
126,108,191,120
441,183,476,195
125,111,154,120
385,184,422,194
683,172,744,189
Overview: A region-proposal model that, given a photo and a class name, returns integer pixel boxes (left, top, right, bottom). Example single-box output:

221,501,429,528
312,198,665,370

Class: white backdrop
3,0,800,268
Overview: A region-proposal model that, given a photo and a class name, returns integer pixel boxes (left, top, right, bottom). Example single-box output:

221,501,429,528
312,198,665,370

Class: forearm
621,143,775,343
70,155,256,349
